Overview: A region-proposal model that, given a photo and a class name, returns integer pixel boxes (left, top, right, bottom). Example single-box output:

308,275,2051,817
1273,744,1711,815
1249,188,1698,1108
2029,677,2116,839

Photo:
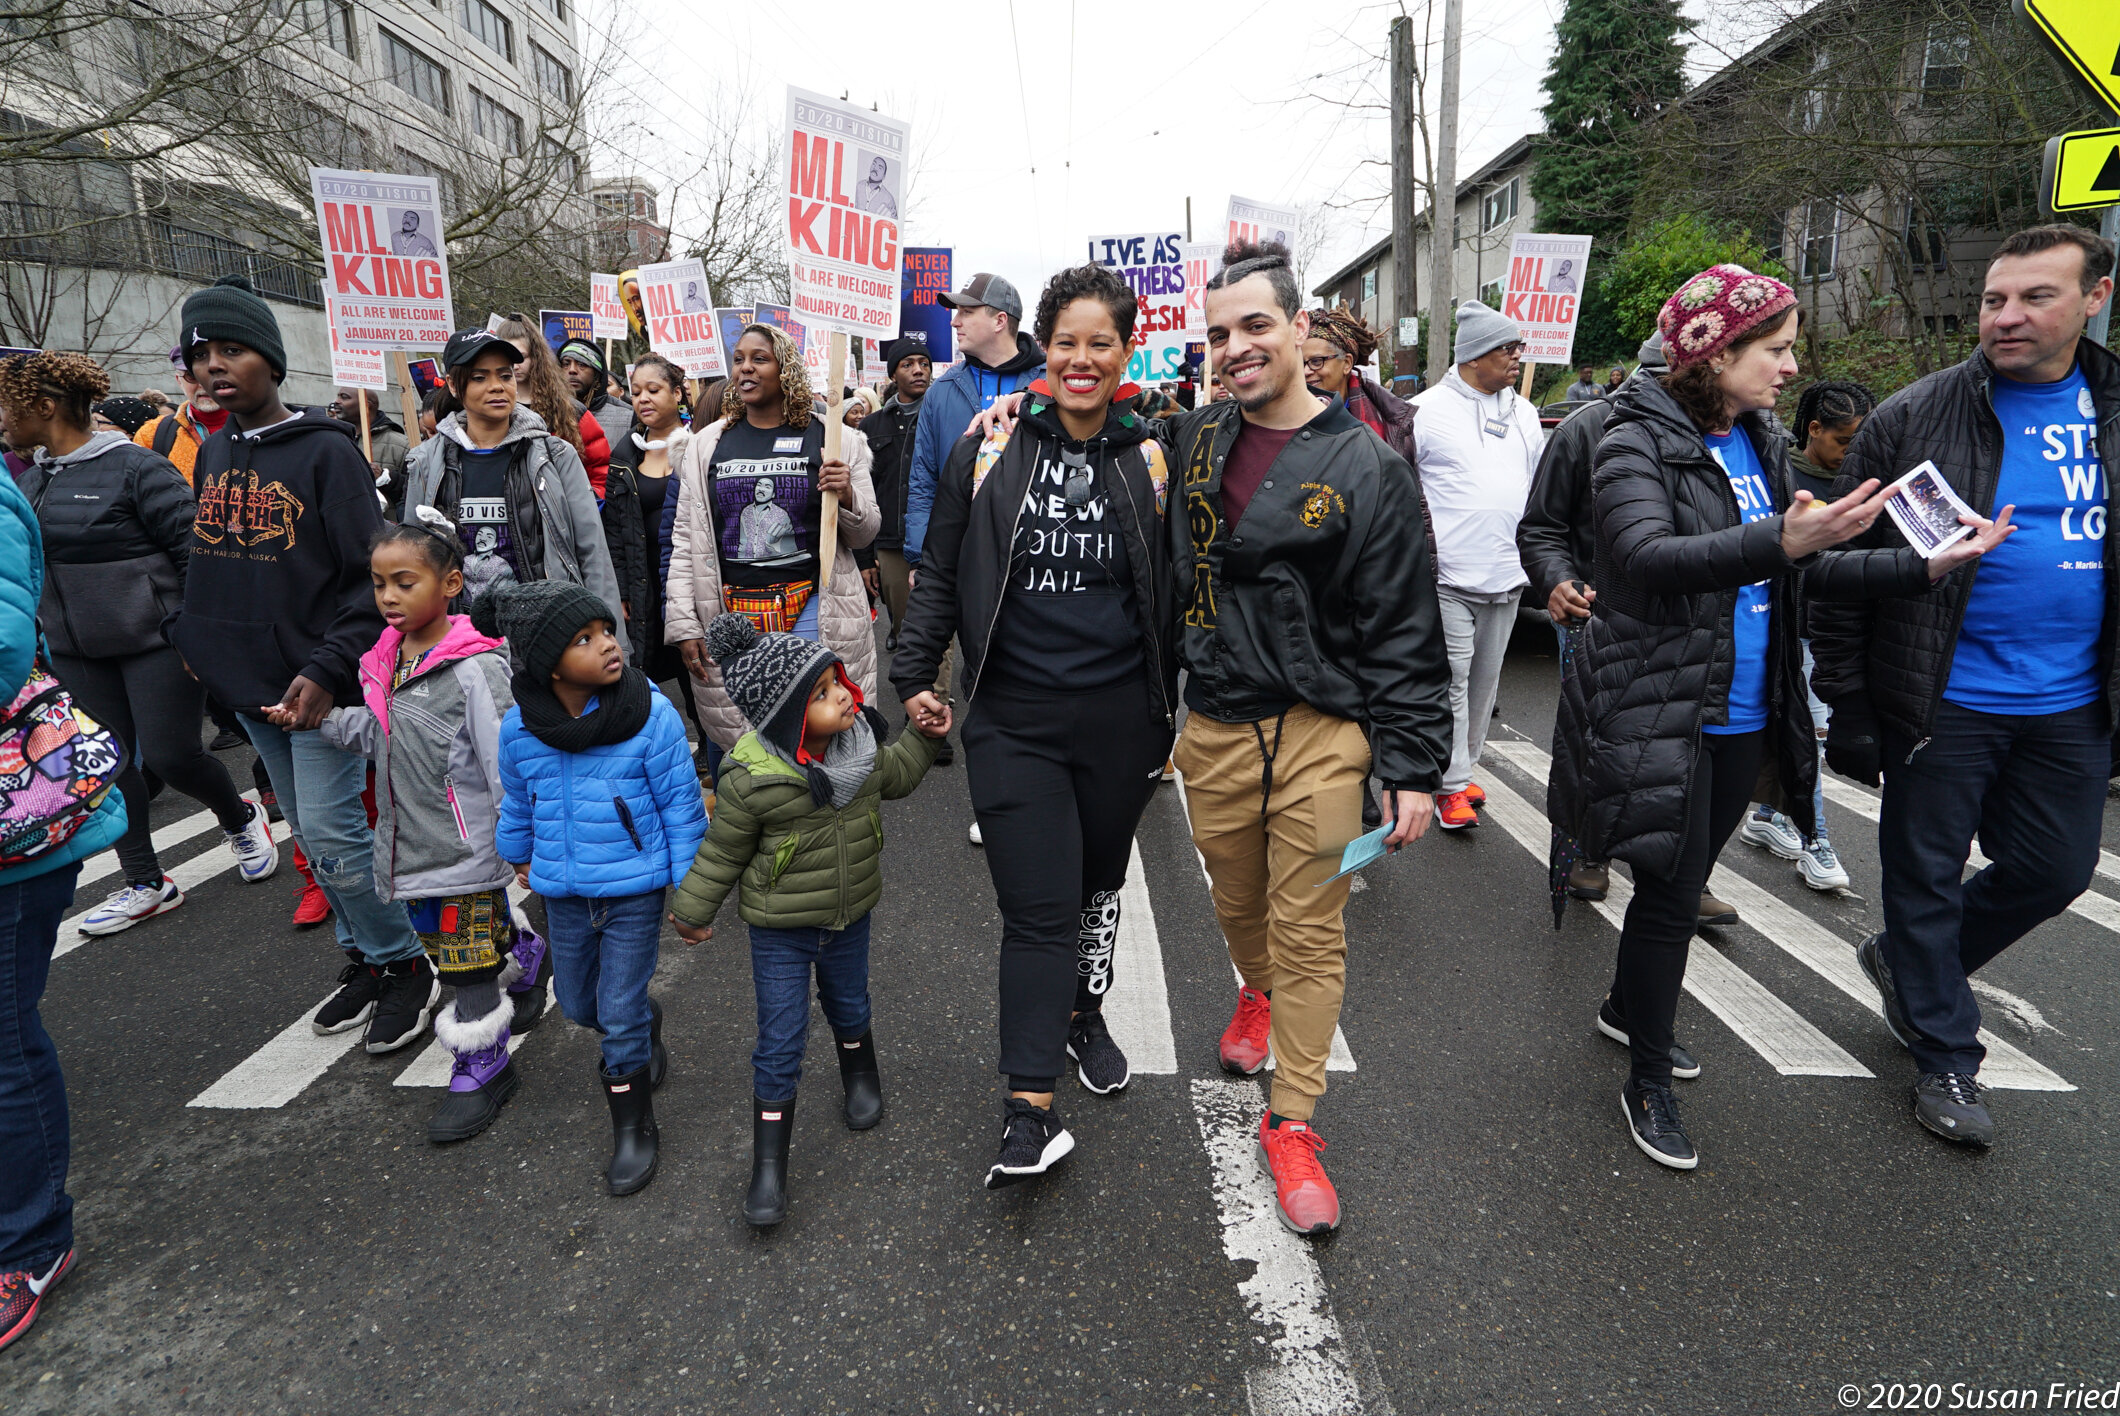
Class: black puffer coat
21,433,195,658
1809,342,2120,743
1549,379,1823,877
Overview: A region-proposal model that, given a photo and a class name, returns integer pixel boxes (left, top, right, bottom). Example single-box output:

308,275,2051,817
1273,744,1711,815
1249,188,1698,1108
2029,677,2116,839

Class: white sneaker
968,820,984,847
1798,839,1850,891
1738,809,1804,861
78,878,184,936
225,800,279,883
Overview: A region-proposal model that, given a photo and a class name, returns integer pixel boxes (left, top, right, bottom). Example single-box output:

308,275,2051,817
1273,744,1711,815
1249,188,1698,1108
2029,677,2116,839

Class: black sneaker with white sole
983,1098,1074,1189
1914,1072,1994,1148
364,956,440,1054
1596,997,1700,1079
312,956,384,1035
1856,933,1917,1051
1620,1077,1698,1170
1066,1010,1131,1095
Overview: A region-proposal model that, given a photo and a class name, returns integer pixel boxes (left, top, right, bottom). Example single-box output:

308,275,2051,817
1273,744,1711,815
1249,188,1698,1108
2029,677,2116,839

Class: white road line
1486,739,2073,1093
1477,770,1871,1078
1190,1077,1389,1416
1817,777,2120,936
188,994,365,1108
1100,838,1179,1075
1168,772,1356,1072
56,812,290,960
394,1031,527,1087
75,807,221,893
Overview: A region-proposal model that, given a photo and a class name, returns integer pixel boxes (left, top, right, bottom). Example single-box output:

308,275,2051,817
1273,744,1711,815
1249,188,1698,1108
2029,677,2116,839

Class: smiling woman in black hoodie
895,263,1177,1191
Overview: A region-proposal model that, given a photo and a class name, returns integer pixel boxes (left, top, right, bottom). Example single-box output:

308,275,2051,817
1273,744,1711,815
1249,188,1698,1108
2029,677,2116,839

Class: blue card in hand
1317,825,1391,886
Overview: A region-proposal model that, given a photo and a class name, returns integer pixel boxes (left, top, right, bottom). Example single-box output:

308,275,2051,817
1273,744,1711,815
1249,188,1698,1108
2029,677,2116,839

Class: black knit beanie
180,274,287,382
470,580,612,684
884,337,928,378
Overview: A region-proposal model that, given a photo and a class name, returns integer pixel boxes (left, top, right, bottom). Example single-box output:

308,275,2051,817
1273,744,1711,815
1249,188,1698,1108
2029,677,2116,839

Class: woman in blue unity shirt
1546,266,2005,1172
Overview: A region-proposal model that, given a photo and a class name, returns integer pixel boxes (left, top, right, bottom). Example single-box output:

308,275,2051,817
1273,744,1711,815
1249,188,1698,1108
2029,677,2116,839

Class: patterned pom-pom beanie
1656,265,1797,367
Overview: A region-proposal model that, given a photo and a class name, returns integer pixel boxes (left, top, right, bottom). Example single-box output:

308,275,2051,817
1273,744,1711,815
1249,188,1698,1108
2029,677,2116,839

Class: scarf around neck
514,664,655,752
764,706,880,808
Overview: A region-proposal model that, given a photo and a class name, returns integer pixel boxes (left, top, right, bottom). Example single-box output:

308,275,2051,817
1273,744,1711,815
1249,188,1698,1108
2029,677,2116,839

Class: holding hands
902,691,954,740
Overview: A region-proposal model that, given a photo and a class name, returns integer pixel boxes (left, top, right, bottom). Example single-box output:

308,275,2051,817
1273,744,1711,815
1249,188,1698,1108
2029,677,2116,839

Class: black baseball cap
441,329,525,370
936,272,1022,322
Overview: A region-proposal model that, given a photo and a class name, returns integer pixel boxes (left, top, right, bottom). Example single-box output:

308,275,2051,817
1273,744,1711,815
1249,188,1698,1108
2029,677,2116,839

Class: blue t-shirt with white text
1944,367,2105,715
1704,428,1775,735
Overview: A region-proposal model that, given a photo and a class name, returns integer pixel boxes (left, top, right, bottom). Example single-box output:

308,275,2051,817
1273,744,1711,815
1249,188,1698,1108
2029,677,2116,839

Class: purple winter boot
428,999,518,1144
501,928,552,1034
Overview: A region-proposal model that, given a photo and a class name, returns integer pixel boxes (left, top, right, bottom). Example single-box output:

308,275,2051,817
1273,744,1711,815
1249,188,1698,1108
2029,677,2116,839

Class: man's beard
1231,359,1288,413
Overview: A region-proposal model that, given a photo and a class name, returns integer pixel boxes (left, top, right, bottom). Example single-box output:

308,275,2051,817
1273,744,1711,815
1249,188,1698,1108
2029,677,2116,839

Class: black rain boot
835,1031,883,1130
602,1064,659,1196
744,1096,795,1227
648,997,668,1091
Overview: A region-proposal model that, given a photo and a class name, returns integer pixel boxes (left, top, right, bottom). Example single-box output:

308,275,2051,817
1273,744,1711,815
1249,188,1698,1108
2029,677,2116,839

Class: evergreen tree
1532,0,1689,248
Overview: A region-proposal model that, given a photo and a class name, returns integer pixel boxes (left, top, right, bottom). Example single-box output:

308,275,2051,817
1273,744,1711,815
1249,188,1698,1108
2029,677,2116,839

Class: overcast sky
589,0,1753,309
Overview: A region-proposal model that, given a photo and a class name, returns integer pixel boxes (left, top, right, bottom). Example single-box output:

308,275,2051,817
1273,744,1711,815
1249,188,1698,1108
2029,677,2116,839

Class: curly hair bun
468,583,516,639
706,611,760,666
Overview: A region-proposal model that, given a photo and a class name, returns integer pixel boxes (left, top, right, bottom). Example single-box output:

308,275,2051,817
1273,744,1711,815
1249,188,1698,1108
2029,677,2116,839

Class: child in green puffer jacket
667,612,949,1228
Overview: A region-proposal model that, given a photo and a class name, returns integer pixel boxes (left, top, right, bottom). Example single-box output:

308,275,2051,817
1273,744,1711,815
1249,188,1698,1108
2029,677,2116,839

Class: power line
1004,0,1045,270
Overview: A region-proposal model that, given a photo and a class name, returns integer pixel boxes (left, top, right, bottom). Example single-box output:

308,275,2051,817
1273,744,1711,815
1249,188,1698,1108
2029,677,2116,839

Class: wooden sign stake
819,331,847,595
391,352,422,448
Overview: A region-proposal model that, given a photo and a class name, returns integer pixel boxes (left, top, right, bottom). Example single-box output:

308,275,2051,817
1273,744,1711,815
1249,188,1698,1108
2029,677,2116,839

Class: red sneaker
1219,987,1272,1075
1462,781,1486,806
292,882,331,929
0,1248,76,1355
1436,789,1479,830
1258,1115,1340,1235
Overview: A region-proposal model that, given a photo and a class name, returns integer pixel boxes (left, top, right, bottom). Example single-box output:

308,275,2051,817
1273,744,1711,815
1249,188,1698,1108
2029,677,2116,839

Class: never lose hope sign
784,87,911,337
310,167,454,351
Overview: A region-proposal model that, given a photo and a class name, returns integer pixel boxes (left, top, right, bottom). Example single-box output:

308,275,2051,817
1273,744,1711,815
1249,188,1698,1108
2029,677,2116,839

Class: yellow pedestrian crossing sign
2016,0,2120,115
2041,127,2120,215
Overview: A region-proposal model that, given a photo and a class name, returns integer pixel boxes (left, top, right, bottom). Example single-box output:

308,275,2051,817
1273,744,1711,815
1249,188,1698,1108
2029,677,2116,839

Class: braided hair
0,350,111,430
1308,306,1378,366
374,506,467,576
1792,379,1875,449
719,323,813,429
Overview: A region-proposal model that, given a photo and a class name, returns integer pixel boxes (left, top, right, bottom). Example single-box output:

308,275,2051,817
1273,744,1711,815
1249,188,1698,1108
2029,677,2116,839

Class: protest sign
321,285,386,392
589,274,628,341
784,86,910,337
636,257,725,378
1182,241,1220,334
1225,195,1299,252
755,303,803,345
714,307,755,374
1502,233,1594,366
900,247,953,363
861,337,886,387
541,310,593,354
1087,231,1189,384
309,167,454,350
404,357,442,397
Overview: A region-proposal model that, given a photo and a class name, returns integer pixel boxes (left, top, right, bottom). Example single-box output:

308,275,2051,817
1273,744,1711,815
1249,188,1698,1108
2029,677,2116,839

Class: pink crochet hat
1656,265,1797,366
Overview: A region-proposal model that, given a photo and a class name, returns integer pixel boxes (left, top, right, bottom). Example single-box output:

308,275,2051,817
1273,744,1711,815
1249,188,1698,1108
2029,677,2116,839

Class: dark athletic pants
49,647,250,885
1613,729,1763,1084
1880,700,2109,1076
962,676,1172,1091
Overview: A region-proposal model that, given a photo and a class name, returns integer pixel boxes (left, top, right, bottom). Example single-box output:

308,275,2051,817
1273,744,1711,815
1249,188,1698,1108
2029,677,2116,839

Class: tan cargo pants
1173,703,1370,1120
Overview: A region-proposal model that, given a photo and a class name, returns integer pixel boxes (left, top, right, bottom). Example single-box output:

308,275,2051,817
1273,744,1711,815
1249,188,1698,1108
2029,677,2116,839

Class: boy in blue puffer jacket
482,580,705,1198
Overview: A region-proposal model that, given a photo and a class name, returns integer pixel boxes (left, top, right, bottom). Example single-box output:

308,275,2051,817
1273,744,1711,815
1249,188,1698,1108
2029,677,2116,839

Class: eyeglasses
1489,342,1526,358
1302,353,1346,373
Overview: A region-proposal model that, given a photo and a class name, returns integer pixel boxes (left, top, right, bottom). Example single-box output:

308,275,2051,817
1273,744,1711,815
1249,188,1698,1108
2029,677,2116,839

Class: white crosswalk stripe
74,807,222,894
188,994,365,1109
56,803,289,960
1476,771,1872,1077
1484,737,2073,1092
1100,838,1179,1075
1168,772,1357,1071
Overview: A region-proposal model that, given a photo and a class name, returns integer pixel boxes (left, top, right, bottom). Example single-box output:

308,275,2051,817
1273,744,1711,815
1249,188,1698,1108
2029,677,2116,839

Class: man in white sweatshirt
1412,301,1545,829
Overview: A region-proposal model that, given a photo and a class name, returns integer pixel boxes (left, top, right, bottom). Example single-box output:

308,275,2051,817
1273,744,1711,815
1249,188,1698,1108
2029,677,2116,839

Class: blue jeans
0,863,79,1272
243,718,420,966
748,914,873,1102
545,890,664,1076
1879,700,2110,1075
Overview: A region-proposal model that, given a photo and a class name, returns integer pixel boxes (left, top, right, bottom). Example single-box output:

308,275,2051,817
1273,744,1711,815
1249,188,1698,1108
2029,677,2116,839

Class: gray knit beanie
707,612,838,752
469,579,612,684
1452,300,1522,364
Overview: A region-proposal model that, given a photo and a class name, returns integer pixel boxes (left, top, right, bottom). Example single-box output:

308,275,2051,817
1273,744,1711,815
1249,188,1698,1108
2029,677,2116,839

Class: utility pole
1390,16,1418,380
1425,0,1463,383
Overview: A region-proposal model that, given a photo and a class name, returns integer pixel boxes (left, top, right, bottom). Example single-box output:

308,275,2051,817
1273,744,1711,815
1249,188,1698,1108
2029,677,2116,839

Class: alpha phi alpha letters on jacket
193,468,306,552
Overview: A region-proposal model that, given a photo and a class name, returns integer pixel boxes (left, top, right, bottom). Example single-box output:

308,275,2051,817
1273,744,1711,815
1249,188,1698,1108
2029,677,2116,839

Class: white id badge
773,436,805,454
1483,414,1511,439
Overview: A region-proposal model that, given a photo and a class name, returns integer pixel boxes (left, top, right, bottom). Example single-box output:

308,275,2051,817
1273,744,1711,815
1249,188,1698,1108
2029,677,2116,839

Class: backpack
151,413,180,456
0,657,126,867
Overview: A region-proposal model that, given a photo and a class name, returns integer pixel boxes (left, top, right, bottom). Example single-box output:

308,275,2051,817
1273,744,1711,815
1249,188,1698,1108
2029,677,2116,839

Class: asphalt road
4,618,2116,1415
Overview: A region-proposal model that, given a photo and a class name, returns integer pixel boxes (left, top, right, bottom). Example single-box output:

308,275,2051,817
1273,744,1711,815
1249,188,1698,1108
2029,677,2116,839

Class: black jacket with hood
22,431,196,659
893,389,1177,726
169,409,386,712
1809,341,2120,745
863,390,922,553
1163,397,1450,793
1516,339,1670,604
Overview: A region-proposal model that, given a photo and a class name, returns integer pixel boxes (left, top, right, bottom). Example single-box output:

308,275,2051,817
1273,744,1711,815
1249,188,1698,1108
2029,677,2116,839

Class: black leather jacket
1163,398,1449,792
1810,341,2120,744
863,394,921,553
